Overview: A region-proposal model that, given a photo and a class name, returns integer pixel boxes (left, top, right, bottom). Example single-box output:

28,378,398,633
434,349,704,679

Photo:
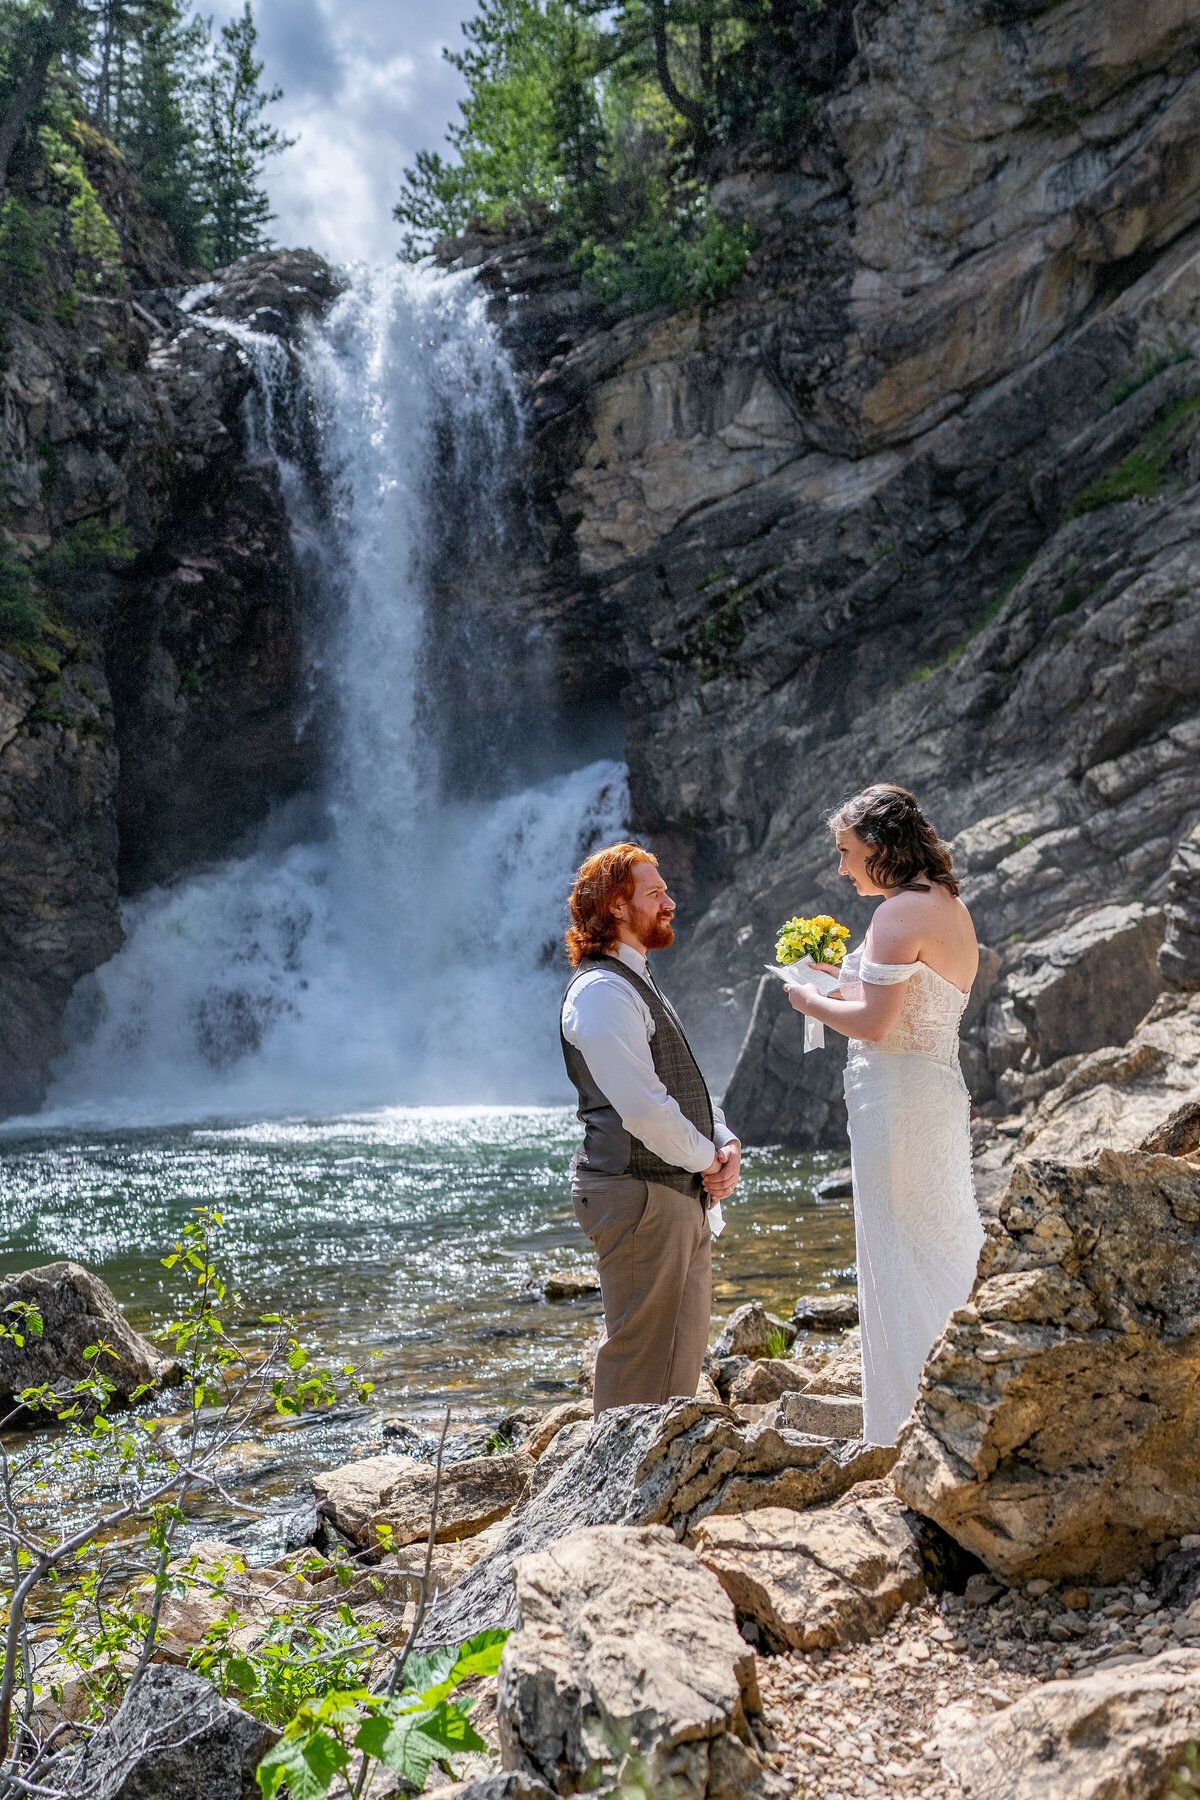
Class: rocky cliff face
0,161,336,1112
446,0,1200,1110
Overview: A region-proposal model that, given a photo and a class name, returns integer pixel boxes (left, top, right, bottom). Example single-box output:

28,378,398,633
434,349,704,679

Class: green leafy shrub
255,1629,509,1800
0,549,48,648
574,203,755,312
34,518,138,587
37,125,123,284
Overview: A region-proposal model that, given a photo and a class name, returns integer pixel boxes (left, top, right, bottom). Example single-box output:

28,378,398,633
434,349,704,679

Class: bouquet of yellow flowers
775,913,850,967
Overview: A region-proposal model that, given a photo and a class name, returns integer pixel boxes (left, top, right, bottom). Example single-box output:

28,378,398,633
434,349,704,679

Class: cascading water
44,263,628,1123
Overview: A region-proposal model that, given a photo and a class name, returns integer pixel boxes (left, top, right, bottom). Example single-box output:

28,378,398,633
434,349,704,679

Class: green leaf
226,1655,258,1693
403,1628,509,1706
353,1705,483,1789
256,1729,348,1800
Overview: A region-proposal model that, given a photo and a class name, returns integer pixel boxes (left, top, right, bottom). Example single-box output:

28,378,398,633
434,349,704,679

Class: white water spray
45,263,628,1123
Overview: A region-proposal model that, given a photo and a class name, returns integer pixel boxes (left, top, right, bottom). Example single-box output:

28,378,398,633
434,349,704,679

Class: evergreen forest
0,0,292,298
395,0,851,309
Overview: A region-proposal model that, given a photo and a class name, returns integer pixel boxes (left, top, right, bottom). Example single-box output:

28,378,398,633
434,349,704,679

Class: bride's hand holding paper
763,914,850,1051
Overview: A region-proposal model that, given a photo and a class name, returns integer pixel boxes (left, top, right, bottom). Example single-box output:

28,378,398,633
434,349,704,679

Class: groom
560,842,741,1414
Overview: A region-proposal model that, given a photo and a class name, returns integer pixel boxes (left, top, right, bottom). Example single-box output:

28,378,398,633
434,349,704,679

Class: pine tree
196,0,293,267
117,0,209,264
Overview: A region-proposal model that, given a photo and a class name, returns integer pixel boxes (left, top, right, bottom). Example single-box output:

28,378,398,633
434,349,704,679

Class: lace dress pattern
839,947,984,1446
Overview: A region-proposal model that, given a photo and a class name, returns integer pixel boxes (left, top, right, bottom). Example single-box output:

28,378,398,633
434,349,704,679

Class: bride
785,784,984,1446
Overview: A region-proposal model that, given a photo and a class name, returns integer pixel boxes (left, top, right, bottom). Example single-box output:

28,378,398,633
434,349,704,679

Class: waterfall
45,263,628,1123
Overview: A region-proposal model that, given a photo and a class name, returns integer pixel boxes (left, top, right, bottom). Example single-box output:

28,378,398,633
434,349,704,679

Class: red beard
632,903,675,951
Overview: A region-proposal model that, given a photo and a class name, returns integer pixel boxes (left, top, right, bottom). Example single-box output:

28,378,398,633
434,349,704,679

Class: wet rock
893,1149,1200,1583
792,1292,858,1330
692,1490,925,1653
712,1302,797,1360
541,1269,600,1301
314,1450,533,1550
941,1649,1200,1800
419,1401,896,1648
727,1359,810,1407
815,1167,853,1199
1160,822,1200,993
526,1401,593,1460
73,1664,278,1799
192,249,348,335
0,1262,179,1412
1019,992,1200,1162
1008,904,1166,1067
498,1524,780,1800
770,1392,865,1438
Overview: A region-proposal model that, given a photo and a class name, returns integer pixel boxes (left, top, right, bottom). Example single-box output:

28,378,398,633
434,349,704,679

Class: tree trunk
699,19,714,96
651,0,706,128
0,0,78,192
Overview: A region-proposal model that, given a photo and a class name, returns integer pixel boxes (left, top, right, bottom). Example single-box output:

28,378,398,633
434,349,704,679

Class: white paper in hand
707,1199,726,1238
763,957,841,1053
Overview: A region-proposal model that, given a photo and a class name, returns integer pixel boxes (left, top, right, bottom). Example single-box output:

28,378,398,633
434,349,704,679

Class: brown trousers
572,1171,712,1415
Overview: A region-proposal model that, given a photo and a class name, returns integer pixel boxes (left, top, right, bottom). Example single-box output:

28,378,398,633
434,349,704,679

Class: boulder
541,1269,600,1301
377,1524,508,1606
498,1524,780,1800
526,1401,593,1460
941,1649,1200,1800
814,1168,853,1199
712,1302,797,1360
1007,904,1166,1067
419,1400,896,1648
1160,822,1200,993
801,1330,862,1396
791,1293,858,1330
727,1359,810,1407
522,1419,593,1503
692,1490,925,1652
770,1392,865,1438
1020,991,1200,1162
314,1450,533,1549
893,1148,1200,1583
71,1664,277,1800
0,1262,180,1412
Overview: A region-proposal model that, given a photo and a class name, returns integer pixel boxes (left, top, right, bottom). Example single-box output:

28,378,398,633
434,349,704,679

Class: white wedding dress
838,947,984,1446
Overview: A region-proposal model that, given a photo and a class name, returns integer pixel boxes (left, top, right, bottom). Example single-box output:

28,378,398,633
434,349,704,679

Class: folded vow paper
763,957,841,1052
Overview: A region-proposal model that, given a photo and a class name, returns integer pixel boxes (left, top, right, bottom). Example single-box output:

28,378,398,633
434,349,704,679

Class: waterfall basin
0,1105,855,1552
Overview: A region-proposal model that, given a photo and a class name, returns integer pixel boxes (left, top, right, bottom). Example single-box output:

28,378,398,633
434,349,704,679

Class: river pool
0,1107,855,1546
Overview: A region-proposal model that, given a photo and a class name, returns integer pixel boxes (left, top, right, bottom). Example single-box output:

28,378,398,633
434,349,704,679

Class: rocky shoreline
5,1106,1199,1799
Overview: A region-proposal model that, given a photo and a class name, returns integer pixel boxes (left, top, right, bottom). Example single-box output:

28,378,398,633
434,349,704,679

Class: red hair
565,842,658,967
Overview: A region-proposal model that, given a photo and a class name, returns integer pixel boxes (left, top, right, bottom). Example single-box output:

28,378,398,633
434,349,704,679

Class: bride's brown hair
827,785,960,896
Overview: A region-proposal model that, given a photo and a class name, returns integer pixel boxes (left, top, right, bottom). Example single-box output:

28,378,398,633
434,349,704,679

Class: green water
0,1107,855,1540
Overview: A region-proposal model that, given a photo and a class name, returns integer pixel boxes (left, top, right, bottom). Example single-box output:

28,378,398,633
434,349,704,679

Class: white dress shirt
561,942,736,1173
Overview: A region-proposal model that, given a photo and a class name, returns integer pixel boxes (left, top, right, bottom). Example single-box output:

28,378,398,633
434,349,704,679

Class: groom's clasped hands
702,1139,741,1201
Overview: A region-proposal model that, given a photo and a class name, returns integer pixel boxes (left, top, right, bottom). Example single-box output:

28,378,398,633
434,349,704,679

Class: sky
205,0,473,267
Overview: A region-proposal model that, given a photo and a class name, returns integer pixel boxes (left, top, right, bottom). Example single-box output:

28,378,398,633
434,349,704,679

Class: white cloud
204,0,471,265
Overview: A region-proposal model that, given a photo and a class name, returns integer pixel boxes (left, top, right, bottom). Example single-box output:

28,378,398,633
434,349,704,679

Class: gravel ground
752,1552,1200,1798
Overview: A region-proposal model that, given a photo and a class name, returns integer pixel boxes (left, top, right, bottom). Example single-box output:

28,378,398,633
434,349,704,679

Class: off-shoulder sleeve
859,957,922,986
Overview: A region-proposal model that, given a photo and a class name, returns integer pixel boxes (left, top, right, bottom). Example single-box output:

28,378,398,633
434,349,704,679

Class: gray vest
561,954,715,1198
